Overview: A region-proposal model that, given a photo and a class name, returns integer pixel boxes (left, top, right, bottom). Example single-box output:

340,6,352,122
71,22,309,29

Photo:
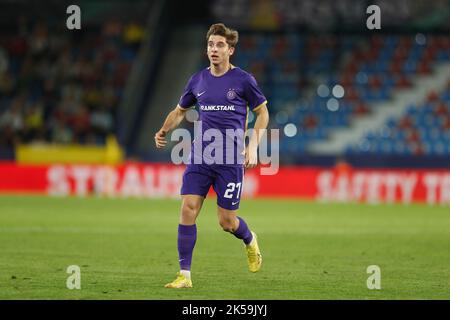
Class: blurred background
2,1,450,301
0,0,449,203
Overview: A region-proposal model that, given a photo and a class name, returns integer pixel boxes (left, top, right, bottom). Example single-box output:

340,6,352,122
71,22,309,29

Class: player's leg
165,164,212,288
217,206,251,243
177,194,204,278
213,166,262,272
217,206,262,272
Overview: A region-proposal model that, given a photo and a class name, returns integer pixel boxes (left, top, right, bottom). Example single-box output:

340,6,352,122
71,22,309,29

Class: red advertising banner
0,162,449,205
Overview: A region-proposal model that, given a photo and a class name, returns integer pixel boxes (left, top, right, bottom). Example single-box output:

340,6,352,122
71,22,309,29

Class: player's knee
182,200,200,219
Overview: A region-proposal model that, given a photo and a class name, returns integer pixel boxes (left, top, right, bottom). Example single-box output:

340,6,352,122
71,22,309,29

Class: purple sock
232,216,253,245
178,224,197,271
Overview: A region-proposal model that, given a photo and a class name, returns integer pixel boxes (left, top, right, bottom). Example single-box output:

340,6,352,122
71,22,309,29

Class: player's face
207,35,234,66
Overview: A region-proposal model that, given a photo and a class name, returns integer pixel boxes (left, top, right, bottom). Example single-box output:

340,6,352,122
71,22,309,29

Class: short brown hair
206,23,239,48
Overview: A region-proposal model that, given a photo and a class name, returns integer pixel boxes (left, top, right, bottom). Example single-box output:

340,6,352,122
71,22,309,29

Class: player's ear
229,46,235,56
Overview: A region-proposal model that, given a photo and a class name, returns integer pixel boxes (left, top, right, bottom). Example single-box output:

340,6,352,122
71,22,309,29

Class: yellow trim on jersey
252,100,267,112
177,104,195,111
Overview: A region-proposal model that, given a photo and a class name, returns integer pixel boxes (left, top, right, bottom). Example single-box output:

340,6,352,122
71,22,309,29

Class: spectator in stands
123,20,145,50
23,100,44,143
0,99,24,141
0,16,143,154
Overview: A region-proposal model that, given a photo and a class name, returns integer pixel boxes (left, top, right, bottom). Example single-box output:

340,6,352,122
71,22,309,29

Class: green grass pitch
0,195,449,299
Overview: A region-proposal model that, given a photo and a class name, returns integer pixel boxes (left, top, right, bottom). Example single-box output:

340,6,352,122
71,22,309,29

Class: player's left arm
245,102,269,169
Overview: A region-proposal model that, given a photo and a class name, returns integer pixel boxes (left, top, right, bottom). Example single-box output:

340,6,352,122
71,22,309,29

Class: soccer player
154,23,269,288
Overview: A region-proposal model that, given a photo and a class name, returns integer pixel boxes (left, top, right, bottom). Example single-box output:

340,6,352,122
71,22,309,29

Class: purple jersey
178,66,267,166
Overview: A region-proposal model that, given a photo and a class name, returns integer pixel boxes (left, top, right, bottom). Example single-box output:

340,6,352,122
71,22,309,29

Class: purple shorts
180,164,245,210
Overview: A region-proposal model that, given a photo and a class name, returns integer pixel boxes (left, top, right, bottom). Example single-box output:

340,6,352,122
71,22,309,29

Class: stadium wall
1,162,449,205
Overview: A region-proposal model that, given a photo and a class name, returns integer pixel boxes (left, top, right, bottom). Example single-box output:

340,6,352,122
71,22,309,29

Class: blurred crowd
0,18,144,150
212,0,450,30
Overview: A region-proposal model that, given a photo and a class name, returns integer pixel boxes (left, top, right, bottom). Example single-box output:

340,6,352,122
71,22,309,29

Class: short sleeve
244,74,267,111
178,75,197,108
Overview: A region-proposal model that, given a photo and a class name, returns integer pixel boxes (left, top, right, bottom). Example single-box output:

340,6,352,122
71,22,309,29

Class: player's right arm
154,105,188,149
155,74,197,149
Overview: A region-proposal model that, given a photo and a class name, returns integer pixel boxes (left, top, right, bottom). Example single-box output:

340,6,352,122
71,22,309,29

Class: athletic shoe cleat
164,272,193,288
246,231,262,272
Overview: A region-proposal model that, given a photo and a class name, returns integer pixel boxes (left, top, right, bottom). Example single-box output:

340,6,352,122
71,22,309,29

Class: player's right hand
154,130,167,148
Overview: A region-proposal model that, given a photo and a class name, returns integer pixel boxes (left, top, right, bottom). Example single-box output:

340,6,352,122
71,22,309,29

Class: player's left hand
245,147,258,169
